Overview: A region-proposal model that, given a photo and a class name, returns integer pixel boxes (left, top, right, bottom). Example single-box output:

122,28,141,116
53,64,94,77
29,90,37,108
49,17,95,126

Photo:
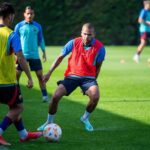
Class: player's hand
43,53,47,62
43,73,50,83
27,79,33,89
146,21,150,26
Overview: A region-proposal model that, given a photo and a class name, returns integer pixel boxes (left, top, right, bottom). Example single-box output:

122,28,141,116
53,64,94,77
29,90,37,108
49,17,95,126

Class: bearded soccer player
15,6,48,102
0,2,42,146
37,23,106,132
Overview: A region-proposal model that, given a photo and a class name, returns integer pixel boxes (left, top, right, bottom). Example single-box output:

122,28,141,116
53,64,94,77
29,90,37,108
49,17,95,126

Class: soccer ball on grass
43,123,62,142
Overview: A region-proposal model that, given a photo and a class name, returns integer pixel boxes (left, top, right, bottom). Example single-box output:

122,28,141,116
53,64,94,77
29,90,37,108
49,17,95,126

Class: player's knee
16,104,24,113
38,75,43,82
9,105,23,119
91,92,99,100
52,94,61,104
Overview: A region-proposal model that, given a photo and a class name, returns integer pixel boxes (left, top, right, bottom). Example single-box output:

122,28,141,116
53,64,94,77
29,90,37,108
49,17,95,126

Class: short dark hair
82,23,95,31
144,0,150,4
0,2,15,19
24,5,33,12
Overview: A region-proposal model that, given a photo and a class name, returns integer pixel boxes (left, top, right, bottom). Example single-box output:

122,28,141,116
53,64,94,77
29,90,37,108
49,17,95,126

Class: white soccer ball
43,123,62,142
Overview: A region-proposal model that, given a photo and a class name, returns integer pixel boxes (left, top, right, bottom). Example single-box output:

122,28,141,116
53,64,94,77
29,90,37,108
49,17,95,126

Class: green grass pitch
0,46,150,150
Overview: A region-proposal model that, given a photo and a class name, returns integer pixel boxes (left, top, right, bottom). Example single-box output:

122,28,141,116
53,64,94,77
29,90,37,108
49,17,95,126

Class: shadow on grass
0,84,150,150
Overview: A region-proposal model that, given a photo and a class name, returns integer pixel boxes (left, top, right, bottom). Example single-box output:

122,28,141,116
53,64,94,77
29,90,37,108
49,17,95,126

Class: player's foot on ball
0,135,11,146
20,132,42,142
37,122,48,131
80,117,94,132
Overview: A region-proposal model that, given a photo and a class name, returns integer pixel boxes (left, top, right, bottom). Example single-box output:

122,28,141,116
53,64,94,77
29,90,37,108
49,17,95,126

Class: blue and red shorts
0,84,23,108
140,32,150,40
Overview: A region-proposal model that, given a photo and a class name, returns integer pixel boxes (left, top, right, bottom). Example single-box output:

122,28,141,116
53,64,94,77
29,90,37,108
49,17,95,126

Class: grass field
0,46,150,150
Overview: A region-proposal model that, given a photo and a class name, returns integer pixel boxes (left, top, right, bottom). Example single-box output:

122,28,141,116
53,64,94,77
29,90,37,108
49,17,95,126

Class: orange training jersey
64,37,103,77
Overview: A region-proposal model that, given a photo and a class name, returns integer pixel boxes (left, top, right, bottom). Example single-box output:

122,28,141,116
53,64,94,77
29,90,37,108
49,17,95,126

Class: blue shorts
17,59,42,71
57,76,98,96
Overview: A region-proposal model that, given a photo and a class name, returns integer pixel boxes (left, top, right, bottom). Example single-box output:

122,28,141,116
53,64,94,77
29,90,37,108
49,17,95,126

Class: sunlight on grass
0,46,150,150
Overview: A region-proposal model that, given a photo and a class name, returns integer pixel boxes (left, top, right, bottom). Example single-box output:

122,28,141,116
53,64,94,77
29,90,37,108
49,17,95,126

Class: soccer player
0,2,42,146
15,6,48,102
37,23,106,132
133,0,150,63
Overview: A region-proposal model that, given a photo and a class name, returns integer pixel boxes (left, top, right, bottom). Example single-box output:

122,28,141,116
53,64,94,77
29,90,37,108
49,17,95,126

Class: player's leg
16,60,23,82
37,77,79,131
48,84,67,114
0,105,23,146
37,84,66,131
0,85,21,145
6,104,42,142
85,85,100,113
35,69,48,102
0,113,12,146
29,59,48,102
11,85,42,141
0,85,42,145
14,114,42,142
80,79,100,131
137,39,146,55
133,33,146,63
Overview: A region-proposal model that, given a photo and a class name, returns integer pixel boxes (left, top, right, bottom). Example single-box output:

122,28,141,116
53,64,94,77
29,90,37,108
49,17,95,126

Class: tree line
2,0,142,45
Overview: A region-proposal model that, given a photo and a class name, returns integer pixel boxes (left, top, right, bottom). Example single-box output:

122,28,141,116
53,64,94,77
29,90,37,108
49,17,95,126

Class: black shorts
57,76,98,96
17,59,42,71
0,84,23,108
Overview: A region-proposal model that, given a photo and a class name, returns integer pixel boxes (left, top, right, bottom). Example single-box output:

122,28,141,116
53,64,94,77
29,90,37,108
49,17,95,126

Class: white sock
82,111,91,120
0,128,4,135
47,114,54,123
18,129,28,139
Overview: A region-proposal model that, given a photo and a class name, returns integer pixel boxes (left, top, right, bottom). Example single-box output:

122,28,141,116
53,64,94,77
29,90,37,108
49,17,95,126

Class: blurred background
1,0,142,45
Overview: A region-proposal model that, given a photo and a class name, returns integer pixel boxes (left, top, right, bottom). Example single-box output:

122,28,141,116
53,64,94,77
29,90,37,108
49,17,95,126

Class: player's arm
42,50,47,62
43,40,74,82
16,51,33,88
96,61,103,79
37,24,47,62
11,32,33,88
14,23,20,36
138,9,150,26
44,54,65,82
95,46,106,79
138,17,150,25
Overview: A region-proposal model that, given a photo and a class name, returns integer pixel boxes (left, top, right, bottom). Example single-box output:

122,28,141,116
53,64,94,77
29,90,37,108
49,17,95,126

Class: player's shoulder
95,38,104,47
141,8,148,14
4,26,13,33
32,21,42,28
9,31,20,40
15,20,26,28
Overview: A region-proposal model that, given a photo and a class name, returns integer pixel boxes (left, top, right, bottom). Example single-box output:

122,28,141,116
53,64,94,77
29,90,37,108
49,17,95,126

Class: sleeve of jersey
139,9,147,20
14,24,20,35
10,32,22,53
61,40,74,57
96,46,106,63
38,24,45,51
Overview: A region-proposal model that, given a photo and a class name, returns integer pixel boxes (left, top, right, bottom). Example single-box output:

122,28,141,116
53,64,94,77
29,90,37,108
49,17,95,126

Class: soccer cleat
42,96,49,102
0,135,11,146
133,54,140,63
80,117,94,132
20,132,42,142
37,122,48,131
